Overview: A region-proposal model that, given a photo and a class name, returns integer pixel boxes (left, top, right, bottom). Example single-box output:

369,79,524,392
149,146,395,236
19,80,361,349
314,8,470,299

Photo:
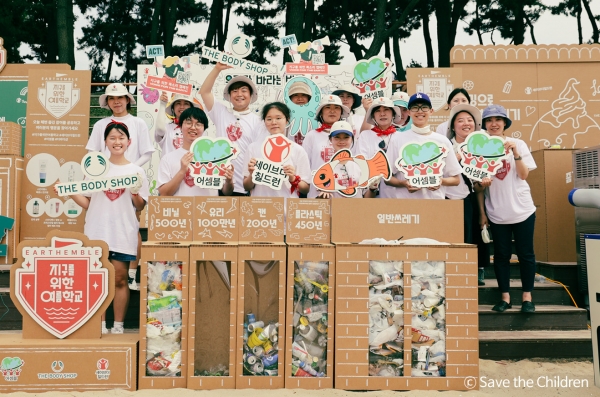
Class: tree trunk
511,1,525,45
46,0,58,63
105,42,115,81
364,0,420,58
524,13,537,44
577,0,583,44
422,2,434,67
150,0,163,45
164,2,178,55
204,0,224,61
340,0,365,60
285,0,305,63
475,0,483,45
303,0,315,41
434,0,451,66
384,38,391,59
392,31,405,81
582,0,599,43
223,0,233,44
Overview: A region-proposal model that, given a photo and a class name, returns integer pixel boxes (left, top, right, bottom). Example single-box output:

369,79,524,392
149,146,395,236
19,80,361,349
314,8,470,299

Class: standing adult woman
435,88,471,137
478,105,537,313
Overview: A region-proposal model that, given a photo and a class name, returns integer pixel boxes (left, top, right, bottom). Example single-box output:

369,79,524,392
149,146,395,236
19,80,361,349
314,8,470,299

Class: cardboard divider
148,196,193,241
187,243,238,389
236,243,286,388
239,197,285,243
193,196,240,242
335,244,478,391
285,243,335,389
139,242,189,389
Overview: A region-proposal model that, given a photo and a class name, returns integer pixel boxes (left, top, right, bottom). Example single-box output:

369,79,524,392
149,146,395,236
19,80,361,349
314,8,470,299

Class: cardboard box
187,243,238,389
239,197,284,243
147,196,193,241
286,198,331,244
331,198,464,243
236,243,286,388
193,196,240,242
530,149,576,262
0,122,22,155
285,243,335,389
334,244,479,390
139,242,189,389
0,333,137,391
0,155,23,264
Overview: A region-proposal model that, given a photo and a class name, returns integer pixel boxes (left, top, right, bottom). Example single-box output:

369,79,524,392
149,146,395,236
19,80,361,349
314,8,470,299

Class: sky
71,0,600,78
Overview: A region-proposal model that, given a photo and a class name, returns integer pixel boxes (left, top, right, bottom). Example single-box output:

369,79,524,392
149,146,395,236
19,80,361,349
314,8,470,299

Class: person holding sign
60,121,149,334
157,107,234,197
332,85,371,138
383,93,461,199
243,102,311,198
435,88,471,137
478,105,537,313
303,95,350,198
390,91,412,132
200,63,267,196
155,93,201,156
445,104,490,286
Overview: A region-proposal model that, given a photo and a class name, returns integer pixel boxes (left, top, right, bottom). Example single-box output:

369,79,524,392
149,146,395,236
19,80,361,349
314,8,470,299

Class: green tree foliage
235,0,282,64
0,0,30,62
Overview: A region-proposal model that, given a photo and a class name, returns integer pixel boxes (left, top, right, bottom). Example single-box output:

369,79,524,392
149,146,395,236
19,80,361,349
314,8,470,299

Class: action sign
146,45,165,59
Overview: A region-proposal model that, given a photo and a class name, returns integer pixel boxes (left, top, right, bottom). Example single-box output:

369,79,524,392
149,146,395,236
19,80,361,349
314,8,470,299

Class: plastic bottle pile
290,261,329,377
242,313,280,376
410,261,446,377
368,260,404,377
145,261,183,377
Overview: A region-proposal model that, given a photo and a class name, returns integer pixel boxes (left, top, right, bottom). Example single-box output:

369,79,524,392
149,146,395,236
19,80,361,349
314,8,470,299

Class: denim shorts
109,251,137,262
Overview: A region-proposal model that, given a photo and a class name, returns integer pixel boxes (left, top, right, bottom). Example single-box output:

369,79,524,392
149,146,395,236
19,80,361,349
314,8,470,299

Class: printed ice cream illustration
531,78,600,148
459,132,508,182
396,141,448,188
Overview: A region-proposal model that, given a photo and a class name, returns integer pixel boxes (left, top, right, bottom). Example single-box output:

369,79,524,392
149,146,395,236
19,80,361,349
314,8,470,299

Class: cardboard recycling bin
139,242,190,389
147,196,193,242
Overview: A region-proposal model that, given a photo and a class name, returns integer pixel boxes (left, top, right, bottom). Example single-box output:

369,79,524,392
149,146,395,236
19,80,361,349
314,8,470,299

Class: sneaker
101,326,109,334
478,269,485,286
491,301,512,312
128,277,140,291
110,325,124,334
521,301,535,313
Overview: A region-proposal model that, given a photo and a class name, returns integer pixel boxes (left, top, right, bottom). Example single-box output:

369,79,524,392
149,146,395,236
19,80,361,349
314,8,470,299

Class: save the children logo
13,236,109,339
37,75,81,119
252,135,294,191
95,358,110,380
263,135,292,163
1,357,24,381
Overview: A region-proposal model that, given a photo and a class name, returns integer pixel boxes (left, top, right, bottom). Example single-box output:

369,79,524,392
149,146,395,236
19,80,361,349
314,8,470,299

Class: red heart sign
14,237,108,339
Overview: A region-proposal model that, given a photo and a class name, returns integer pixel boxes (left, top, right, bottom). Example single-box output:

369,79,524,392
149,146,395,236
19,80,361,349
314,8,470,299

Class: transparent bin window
410,261,446,377
368,260,404,377
242,260,280,376
146,261,183,377
291,261,329,377
194,260,232,376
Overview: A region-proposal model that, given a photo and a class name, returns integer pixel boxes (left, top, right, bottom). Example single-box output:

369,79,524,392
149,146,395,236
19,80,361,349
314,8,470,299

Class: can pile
145,261,183,377
291,261,329,377
242,313,279,376
410,261,446,377
368,260,404,377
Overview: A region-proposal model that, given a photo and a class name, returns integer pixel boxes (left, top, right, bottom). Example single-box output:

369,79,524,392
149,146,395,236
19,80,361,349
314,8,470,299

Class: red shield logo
14,236,108,339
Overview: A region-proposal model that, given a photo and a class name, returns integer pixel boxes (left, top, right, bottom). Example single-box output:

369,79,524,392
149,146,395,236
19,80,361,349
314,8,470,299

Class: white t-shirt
243,137,311,199
383,128,463,199
207,101,267,194
87,114,155,164
435,121,449,137
157,148,218,197
444,138,471,200
83,162,149,256
302,129,337,198
484,137,536,224
347,113,365,138
156,123,183,156
354,129,398,198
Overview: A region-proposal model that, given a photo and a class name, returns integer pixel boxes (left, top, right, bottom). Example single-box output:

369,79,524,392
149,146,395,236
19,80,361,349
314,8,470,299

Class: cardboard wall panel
193,196,239,242
0,155,23,264
147,196,193,242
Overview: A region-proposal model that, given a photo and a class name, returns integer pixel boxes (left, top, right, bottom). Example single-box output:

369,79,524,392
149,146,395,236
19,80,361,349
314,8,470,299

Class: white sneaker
128,278,140,291
102,326,109,334
111,326,124,334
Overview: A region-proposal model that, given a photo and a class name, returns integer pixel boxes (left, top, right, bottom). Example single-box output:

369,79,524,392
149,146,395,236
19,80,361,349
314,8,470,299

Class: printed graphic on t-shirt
184,168,195,187
173,130,183,149
294,133,304,145
104,188,125,201
495,159,511,180
226,123,243,141
321,146,334,162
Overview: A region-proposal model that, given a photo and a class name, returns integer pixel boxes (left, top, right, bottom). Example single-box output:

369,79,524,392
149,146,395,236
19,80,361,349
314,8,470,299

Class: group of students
60,64,537,334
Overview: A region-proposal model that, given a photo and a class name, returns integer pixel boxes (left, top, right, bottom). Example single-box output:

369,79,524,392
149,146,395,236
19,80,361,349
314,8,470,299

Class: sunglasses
409,105,431,112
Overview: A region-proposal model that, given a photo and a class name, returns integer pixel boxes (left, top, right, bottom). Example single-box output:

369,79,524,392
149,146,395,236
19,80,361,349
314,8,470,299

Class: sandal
491,301,512,312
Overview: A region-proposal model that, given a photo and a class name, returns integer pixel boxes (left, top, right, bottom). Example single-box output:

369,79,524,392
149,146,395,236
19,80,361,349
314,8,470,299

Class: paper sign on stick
352,56,392,100
55,152,140,196
285,36,330,75
311,149,391,198
458,131,508,182
201,33,272,75
252,135,294,191
395,141,449,188
188,136,238,189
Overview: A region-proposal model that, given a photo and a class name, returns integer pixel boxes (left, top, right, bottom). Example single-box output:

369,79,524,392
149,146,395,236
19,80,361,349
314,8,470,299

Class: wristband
514,156,522,161
290,175,301,194
132,193,139,197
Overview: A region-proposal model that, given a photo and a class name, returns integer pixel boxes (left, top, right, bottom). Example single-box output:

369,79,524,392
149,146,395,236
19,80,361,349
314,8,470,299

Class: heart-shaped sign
191,137,238,165
353,57,387,84
466,132,505,157
401,142,442,165
1,357,23,370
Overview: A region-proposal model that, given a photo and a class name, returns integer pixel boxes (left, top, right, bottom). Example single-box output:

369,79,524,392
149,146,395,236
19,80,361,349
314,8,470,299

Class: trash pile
242,313,279,376
410,261,446,377
290,261,329,377
145,261,183,377
368,260,404,377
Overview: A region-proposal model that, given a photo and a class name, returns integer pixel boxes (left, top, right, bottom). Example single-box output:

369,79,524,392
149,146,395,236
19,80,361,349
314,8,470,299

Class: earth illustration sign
458,132,508,182
188,136,238,189
395,140,449,188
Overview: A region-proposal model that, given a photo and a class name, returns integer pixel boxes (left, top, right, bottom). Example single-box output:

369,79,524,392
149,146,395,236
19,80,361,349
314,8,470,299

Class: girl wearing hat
303,95,351,198
435,88,471,136
155,93,201,156
383,93,461,199
243,102,311,198
390,91,412,132
157,107,234,197
445,104,490,286
64,121,149,334
478,104,537,313
200,62,267,196
332,85,371,138
286,80,313,145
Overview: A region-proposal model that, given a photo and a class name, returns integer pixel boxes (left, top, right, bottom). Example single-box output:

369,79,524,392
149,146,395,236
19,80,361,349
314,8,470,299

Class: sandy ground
2,359,599,397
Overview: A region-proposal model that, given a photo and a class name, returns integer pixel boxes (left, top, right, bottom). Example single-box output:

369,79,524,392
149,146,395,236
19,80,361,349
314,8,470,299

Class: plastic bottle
304,304,327,314
298,324,318,342
298,361,323,377
291,341,312,362
291,364,311,377
258,323,278,342
33,201,39,215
